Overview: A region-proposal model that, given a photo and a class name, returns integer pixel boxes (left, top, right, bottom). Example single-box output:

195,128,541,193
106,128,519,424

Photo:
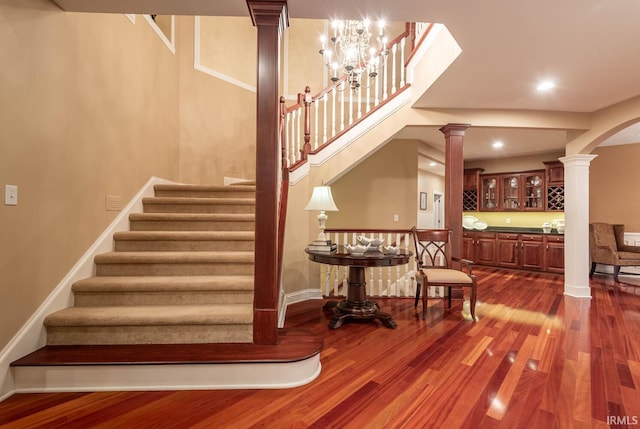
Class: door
433,192,443,228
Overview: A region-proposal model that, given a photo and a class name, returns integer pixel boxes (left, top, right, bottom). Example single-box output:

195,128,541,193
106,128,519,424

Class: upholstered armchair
589,223,640,282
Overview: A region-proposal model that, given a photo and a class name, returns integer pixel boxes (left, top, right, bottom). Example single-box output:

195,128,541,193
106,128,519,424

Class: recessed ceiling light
492,141,503,148
537,80,555,91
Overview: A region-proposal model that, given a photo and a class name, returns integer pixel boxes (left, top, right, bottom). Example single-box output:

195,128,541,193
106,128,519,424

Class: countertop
463,226,564,235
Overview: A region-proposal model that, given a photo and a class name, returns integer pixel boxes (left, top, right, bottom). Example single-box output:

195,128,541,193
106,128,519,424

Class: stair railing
277,96,289,295
283,22,434,171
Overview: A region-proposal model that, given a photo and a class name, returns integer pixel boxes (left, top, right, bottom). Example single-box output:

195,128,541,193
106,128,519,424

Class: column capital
247,0,289,29
439,123,470,137
559,154,598,167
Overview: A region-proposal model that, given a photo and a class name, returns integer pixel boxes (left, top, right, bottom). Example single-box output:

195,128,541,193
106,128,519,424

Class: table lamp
305,185,339,243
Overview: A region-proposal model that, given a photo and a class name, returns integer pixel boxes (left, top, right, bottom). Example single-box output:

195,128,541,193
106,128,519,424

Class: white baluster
400,37,406,88
322,95,328,144
348,84,353,126
313,99,319,150
383,53,389,100
391,43,397,94
295,109,301,163
357,85,362,119
374,69,380,107
366,77,371,113
331,87,336,138
340,82,345,131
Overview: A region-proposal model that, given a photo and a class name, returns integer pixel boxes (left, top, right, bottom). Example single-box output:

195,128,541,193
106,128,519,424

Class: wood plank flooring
2,267,640,428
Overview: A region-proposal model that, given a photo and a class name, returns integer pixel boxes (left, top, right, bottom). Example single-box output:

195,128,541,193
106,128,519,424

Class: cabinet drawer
477,232,496,239
545,235,564,243
497,233,519,240
521,234,543,242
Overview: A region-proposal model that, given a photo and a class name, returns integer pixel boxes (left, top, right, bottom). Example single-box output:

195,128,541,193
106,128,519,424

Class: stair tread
143,197,255,205
154,184,256,192
94,251,254,264
73,275,254,292
113,231,255,241
129,213,255,221
45,304,253,326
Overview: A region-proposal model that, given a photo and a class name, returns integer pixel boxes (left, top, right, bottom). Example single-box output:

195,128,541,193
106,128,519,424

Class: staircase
43,184,256,345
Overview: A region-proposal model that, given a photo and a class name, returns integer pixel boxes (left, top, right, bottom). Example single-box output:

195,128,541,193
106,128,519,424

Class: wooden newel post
302,85,312,160
247,0,289,345
439,123,470,268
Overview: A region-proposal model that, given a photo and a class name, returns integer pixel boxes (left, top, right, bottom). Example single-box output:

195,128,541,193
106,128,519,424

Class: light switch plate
5,185,18,206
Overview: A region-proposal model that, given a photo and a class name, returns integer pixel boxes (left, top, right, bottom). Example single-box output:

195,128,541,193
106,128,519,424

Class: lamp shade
304,186,339,211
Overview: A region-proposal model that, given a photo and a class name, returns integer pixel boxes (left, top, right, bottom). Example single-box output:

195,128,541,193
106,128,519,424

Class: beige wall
0,2,181,349
329,139,417,229
590,143,640,232
177,17,256,184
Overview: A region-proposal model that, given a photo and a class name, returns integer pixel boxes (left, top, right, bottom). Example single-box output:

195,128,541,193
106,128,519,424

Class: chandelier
319,19,389,91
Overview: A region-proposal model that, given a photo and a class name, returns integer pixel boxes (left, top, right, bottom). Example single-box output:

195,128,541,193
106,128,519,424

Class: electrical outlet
506,217,511,224
5,185,18,206
393,214,399,222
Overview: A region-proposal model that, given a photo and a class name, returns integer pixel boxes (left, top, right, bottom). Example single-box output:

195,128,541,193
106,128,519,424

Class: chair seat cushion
416,268,473,285
617,251,640,263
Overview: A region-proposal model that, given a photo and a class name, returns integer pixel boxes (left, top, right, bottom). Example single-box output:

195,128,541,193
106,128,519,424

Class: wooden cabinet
472,162,563,212
500,171,545,212
480,176,499,211
465,230,563,273
463,168,483,211
544,161,564,211
496,233,544,270
463,231,496,265
544,234,565,273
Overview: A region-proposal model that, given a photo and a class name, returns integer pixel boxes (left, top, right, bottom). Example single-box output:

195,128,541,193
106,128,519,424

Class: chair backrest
589,222,617,250
412,228,451,269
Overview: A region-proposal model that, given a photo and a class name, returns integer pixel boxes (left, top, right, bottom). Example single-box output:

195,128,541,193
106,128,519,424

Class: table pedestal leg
323,266,397,329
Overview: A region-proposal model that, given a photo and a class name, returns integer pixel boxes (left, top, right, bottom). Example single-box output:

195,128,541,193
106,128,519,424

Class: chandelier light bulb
319,18,389,92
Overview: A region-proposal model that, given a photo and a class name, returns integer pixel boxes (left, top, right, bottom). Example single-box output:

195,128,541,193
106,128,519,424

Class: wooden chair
589,222,640,282
412,228,477,321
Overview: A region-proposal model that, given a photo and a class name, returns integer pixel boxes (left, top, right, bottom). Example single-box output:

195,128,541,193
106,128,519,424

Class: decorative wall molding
144,14,175,55
193,17,256,93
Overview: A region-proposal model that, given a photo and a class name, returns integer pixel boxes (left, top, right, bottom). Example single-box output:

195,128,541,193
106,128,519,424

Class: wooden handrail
282,22,433,172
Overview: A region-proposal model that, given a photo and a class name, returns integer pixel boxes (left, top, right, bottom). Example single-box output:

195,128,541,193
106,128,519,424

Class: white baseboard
9,355,321,398
278,289,324,328
0,176,177,400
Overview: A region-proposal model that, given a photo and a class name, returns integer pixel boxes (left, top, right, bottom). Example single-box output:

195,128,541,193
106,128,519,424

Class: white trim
193,17,256,93
223,176,252,186
405,23,444,85
0,177,177,400
10,356,321,396
564,284,592,299
125,14,135,24
143,14,175,55
278,289,323,328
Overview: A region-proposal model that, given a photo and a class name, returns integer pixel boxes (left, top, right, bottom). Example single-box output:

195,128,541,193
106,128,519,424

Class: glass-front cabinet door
480,176,499,211
523,172,544,210
501,174,520,211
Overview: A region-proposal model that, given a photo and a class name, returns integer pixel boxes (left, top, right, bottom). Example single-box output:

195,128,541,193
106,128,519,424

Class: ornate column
439,123,470,263
247,0,289,344
559,154,597,298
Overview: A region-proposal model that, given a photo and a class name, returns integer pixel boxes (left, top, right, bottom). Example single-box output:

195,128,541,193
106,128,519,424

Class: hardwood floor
1,267,639,428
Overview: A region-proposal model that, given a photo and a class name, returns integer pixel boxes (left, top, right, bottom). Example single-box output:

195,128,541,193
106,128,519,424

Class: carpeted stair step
43,304,253,345
129,213,255,231
142,197,255,214
113,231,255,251
94,251,254,276
154,184,256,198
72,275,254,306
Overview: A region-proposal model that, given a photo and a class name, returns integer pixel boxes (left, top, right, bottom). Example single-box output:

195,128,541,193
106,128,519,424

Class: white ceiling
52,0,640,165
